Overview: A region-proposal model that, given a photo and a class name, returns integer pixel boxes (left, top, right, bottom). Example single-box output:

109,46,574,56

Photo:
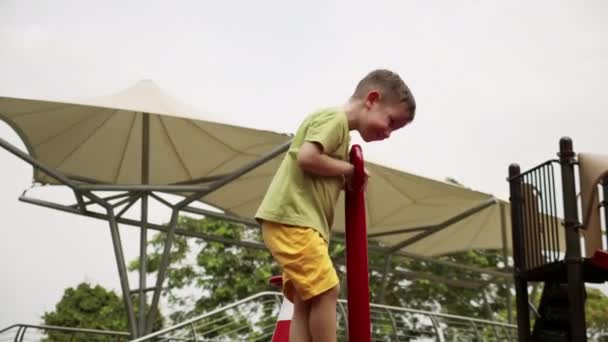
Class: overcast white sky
1,0,608,329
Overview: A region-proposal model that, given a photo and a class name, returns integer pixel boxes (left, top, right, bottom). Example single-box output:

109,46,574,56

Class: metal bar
79,139,291,194
469,320,482,340
521,174,533,269
190,323,199,342
0,324,129,337
380,248,511,279
76,184,210,192
65,173,109,184
116,193,142,219
374,263,485,289
146,209,180,334
148,192,175,209
508,163,531,341
534,168,546,265
138,112,150,338
110,193,138,209
138,194,149,337
73,189,86,213
558,137,587,341
367,225,435,236
540,164,551,261
170,173,229,185
482,289,501,339
181,205,259,227
0,136,77,187
129,286,161,294
388,197,497,253
336,300,349,337
180,139,292,204
384,308,399,340
602,177,608,249
72,192,132,208
499,202,513,324
428,314,445,342
507,160,558,181
15,326,25,342
82,191,137,338
378,254,392,304
368,198,497,239
549,165,560,261
541,164,555,260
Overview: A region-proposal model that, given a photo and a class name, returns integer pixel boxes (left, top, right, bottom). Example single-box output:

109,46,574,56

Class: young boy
256,69,416,342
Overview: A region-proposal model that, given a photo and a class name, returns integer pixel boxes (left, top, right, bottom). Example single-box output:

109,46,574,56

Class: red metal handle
349,145,366,191
345,144,371,341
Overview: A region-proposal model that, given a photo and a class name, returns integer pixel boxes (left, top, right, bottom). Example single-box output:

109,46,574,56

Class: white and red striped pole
269,275,292,342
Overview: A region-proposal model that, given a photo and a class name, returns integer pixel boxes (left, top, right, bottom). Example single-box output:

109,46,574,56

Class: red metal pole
345,144,371,341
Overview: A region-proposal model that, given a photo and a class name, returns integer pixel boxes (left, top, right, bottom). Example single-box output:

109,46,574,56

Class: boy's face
359,91,413,142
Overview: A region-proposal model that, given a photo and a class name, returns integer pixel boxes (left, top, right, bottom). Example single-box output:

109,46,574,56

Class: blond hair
352,69,416,116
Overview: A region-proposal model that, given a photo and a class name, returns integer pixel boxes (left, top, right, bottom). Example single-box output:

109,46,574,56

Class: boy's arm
297,141,354,177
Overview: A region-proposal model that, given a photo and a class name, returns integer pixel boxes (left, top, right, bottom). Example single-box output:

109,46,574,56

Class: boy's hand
344,167,370,192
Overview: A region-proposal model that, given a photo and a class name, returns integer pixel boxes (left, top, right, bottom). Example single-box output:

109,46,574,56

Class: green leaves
138,216,279,322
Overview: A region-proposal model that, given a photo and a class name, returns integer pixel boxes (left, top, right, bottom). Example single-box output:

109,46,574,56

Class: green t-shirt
255,108,351,242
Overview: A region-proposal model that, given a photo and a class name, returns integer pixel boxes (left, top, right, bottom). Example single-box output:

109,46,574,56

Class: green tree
584,287,608,340
129,216,280,324
42,282,163,341
135,216,508,319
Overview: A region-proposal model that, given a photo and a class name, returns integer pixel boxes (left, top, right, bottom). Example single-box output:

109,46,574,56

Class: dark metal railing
508,137,588,342
508,160,562,271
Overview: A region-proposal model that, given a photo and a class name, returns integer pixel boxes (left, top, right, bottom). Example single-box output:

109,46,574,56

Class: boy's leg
290,292,312,342
308,285,339,342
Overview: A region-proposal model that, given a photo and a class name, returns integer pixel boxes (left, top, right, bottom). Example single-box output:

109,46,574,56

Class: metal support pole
345,145,371,341
106,204,138,337
558,137,587,341
379,254,392,304
499,202,513,324
137,112,150,337
601,177,608,248
508,163,531,341
138,193,148,336
428,314,445,342
146,208,180,334
76,189,137,338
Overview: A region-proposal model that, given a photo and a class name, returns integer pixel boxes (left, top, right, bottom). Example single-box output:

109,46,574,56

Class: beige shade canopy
0,80,513,257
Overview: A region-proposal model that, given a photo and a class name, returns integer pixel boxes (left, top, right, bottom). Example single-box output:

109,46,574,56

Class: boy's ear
365,90,381,108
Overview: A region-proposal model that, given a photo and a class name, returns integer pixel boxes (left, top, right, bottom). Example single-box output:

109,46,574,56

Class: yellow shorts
262,221,339,302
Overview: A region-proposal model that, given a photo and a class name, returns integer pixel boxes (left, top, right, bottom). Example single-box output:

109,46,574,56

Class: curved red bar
345,144,371,341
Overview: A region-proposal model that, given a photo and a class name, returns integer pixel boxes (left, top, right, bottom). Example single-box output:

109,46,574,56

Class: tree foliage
42,282,162,341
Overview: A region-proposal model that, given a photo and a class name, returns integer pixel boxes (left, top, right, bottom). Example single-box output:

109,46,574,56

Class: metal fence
0,323,130,342
508,160,564,271
130,291,517,342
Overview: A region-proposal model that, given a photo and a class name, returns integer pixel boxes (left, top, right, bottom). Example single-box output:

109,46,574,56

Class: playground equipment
508,137,608,341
